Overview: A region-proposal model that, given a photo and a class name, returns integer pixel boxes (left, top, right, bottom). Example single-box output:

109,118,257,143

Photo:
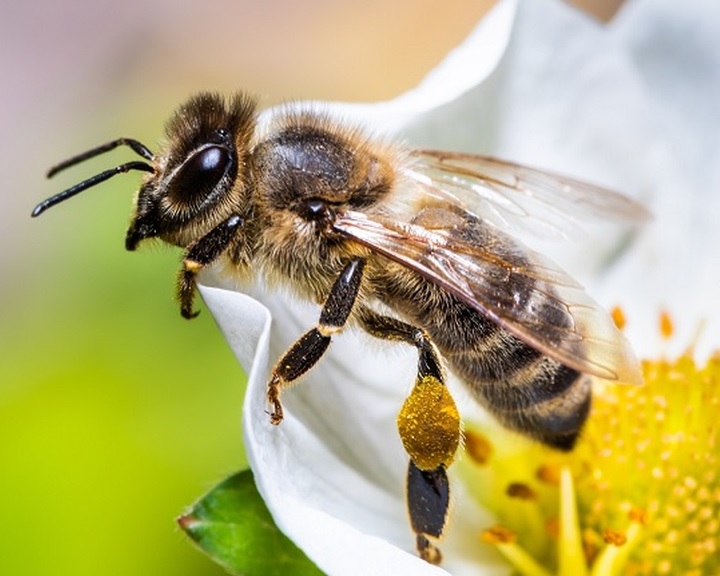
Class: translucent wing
406,150,650,239
333,207,642,385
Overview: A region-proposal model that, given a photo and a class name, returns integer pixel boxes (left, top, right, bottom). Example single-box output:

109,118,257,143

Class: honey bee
33,92,645,564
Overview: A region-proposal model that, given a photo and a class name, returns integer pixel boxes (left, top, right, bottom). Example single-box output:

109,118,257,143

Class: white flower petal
199,0,720,574
199,284,506,575
605,0,720,357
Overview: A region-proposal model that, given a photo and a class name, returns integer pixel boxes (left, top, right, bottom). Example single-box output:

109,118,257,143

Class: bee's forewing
334,209,643,386
406,150,650,240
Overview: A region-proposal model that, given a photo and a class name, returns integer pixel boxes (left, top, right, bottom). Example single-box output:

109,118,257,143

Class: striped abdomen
383,272,590,450
423,294,589,451
372,205,591,450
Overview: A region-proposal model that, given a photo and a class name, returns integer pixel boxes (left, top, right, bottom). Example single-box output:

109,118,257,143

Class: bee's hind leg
408,461,450,565
358,309,460,564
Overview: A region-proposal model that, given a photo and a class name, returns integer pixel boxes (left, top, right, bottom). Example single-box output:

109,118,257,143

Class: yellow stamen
507,482,538,501
464,429,493,465
659,309,674,339
463,312,720,575
481,527,554,576
481,525,516,544
559,467,588,576
601,529,627,546
590,521,642,576
536,464,562,486
610,306,626,330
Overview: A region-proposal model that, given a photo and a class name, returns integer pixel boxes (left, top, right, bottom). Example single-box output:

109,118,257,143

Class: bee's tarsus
267,380,284,425
408,462,449,564
181,307,200,320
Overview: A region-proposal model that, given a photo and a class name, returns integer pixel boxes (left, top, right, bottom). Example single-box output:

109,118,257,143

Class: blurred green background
1,1,495,574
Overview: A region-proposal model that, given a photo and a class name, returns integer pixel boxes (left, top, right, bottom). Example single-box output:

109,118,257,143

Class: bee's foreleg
267,257,366,425
176,214,243,319
357,310,459,564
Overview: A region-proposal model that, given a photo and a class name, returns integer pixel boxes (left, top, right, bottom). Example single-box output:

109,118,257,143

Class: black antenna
32,161,155,217
32,138,155,218
46,138,154,177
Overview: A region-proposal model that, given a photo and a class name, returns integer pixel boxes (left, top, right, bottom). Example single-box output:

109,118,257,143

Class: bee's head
33,92,258,251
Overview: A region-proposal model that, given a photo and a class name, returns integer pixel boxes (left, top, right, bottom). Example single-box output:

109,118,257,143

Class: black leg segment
176,214,243,319
358,308,460,564
267,328,331,424
407,460,449,564
357,310,444,382
267,257,366,424
319,258,365,329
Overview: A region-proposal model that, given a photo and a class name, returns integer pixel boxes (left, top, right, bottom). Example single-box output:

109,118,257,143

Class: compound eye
167,145,234,207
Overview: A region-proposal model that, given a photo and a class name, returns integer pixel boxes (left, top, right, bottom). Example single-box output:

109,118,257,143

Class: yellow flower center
459,314,720,576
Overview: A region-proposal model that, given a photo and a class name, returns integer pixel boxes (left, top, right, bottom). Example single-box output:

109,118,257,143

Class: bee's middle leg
267,258,366,425
358,309,460,564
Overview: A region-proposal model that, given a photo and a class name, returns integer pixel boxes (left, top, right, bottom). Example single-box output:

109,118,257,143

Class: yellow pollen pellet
397,375,460,470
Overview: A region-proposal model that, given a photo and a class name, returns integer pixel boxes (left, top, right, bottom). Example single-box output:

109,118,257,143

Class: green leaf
179,469,324,576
